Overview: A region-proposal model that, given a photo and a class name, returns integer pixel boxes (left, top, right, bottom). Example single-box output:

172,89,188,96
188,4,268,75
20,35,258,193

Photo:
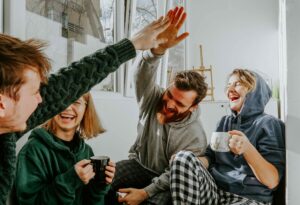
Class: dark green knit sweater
0,39,136,204
16,128,109,205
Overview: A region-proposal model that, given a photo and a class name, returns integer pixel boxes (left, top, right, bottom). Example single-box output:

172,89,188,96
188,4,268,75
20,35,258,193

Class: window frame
3,0,124,95
162,0,188,88
0,0,3,33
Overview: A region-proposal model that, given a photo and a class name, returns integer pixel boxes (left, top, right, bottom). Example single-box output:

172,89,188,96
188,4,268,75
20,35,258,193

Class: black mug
90,156,110,183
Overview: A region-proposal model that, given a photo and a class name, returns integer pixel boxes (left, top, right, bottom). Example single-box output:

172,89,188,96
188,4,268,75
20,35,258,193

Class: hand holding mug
228,130,251,155
74,159,95,184
105,161,116,184
210,132,231,152
90,156,111,183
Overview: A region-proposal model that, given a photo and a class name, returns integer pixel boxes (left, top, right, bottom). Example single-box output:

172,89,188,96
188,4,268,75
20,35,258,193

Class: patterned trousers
170,151,272,205
110,159,172,205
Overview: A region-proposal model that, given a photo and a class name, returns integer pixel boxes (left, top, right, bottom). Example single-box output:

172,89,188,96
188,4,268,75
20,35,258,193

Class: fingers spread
175,32,189,44
152,16,164,27
173,7,184,24
175,12,187,30
167,10,173,18
155,21,171,36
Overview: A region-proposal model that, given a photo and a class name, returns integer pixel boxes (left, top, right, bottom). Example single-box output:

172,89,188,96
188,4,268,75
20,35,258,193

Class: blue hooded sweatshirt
205,73,285,203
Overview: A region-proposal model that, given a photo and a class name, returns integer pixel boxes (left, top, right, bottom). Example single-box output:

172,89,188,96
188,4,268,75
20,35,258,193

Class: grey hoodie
129,50,207,197
205,72,285,203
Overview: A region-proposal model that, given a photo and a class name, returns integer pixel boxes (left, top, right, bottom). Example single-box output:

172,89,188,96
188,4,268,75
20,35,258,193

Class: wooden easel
193,45,215,101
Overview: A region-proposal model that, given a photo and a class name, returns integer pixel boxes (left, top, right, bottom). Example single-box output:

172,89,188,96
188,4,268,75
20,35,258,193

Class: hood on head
237,72,272,118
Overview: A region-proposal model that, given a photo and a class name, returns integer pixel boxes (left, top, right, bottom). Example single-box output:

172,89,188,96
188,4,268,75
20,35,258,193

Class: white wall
86,92,139,162
286,0,300,204
187,0,279,100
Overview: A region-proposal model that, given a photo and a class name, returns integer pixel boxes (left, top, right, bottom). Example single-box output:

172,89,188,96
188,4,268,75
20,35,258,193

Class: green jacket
15,128,108,205
0,39,136,204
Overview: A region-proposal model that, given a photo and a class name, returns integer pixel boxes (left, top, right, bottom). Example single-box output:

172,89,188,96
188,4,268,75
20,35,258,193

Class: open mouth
229,96,240,102
59,113,76,121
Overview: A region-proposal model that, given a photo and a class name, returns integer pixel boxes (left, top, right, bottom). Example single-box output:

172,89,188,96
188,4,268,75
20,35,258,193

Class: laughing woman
170,69,285,205
15,92,116,205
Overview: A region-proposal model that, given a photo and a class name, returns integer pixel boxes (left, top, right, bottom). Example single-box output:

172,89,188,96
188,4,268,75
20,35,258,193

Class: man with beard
110,7,208,205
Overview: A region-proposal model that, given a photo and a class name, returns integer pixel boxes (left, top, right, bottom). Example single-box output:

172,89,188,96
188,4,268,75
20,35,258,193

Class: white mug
210,132,231,152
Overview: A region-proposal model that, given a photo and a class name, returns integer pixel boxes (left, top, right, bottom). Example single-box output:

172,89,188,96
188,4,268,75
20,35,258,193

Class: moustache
156,98,191,124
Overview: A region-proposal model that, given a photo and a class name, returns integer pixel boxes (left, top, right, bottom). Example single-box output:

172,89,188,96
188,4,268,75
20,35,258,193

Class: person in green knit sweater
15,92,115,204
0,9,175,204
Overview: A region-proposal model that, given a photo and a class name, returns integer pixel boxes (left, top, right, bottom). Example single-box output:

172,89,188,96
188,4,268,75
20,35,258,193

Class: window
5,0,182,94
132,0,157,34
124,0,158,97
166,0,186,85
22,0,117,92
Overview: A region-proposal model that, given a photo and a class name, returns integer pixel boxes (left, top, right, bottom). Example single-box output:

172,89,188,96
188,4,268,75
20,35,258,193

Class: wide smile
229,94,240,103
59,113,76,122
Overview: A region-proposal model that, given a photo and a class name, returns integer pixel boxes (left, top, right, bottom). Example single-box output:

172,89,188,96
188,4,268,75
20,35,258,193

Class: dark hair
173,71,208,105
0,34,51,100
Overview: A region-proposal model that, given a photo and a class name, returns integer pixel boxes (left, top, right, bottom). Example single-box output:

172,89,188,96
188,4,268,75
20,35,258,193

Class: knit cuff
144,183,160,198
110,38,136,65
0,134,16,204
142,50,163,64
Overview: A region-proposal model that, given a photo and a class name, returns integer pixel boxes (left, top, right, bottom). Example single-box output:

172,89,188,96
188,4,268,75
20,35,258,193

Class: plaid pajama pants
170,151,272,205
111,159,172,205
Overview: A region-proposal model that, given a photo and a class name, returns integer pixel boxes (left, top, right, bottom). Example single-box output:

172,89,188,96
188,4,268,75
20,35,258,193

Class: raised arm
24,39,135,134
134,7,189,111
20,15,172,137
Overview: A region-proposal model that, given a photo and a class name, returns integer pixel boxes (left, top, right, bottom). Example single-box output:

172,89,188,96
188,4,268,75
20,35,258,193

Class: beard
156,98,192,124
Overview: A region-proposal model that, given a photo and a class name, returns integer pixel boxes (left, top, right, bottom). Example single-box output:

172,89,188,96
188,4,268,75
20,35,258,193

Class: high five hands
152,7,189,55
131,7,189,52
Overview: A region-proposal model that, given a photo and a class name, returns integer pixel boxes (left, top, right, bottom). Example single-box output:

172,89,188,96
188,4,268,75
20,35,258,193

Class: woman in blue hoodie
170,69,285,205
15,92,116,205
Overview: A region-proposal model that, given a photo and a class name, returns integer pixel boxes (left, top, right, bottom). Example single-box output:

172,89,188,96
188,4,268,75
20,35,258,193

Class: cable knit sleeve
0,133,16,205
23,38,136,137
0,39,135,205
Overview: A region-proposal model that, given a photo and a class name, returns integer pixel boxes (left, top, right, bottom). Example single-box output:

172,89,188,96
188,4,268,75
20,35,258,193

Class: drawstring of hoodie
229,115,241,131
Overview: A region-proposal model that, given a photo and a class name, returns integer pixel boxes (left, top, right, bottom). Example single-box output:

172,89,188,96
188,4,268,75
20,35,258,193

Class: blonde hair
43,92,105,139
229,68,256,92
